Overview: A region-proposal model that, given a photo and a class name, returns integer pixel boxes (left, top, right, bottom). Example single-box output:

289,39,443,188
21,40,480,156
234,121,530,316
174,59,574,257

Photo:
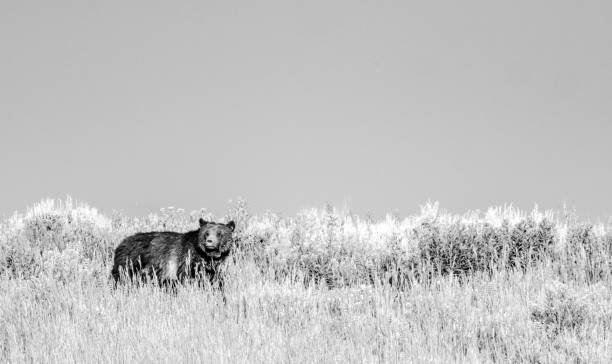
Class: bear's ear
199,218,208,227
226,220,235,231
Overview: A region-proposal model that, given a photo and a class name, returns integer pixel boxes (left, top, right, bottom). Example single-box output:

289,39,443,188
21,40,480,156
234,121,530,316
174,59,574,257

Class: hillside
1,198,611,363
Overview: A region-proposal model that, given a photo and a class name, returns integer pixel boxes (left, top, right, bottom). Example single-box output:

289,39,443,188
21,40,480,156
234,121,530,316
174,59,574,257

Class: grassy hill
1,198,611,363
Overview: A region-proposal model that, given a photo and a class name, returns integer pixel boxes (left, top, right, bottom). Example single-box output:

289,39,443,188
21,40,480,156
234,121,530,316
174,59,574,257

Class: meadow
1,198,611,363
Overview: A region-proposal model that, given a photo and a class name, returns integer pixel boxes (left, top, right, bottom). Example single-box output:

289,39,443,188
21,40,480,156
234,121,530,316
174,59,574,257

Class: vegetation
1,198,611,363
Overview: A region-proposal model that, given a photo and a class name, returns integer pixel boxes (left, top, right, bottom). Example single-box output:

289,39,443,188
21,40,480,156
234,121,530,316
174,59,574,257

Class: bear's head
197,218,235,259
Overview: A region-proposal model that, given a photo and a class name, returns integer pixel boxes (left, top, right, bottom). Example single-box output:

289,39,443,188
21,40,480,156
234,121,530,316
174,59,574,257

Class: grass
1,198,611,363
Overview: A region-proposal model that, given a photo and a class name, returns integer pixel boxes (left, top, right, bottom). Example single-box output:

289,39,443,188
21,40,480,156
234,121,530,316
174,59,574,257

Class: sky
1,0,611,220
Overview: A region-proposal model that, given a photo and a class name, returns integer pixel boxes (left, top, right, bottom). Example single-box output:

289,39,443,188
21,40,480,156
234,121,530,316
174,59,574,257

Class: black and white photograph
1,1,611,362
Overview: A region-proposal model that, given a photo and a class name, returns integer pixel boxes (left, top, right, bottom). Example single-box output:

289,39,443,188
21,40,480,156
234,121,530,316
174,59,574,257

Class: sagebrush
1,198,611,363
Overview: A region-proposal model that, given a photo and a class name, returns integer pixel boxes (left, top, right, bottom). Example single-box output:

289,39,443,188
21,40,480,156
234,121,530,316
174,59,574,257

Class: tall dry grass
1,198,611,363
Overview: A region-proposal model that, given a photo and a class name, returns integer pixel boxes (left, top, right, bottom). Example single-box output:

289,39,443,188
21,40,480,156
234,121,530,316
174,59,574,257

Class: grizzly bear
111,219,235,288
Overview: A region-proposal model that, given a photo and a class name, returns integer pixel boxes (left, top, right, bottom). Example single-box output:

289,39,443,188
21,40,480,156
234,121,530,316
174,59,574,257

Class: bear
111,219,236,289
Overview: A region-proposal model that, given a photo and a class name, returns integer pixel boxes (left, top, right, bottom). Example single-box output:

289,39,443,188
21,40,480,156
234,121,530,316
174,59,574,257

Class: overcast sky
1,0,611,220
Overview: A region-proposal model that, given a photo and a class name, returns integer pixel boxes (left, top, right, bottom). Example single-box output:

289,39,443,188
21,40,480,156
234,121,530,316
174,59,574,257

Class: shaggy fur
111,219,235,288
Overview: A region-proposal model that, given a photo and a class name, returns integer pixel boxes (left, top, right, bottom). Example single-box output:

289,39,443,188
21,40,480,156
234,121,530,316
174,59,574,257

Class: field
1,198,611,363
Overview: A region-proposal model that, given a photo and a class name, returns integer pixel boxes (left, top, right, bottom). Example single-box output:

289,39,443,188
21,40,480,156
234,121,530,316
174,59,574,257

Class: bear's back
112,231,187,281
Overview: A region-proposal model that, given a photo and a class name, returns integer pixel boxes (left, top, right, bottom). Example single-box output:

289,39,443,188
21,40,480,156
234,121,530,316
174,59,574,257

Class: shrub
531,280,590,336
562,224,612,282
1,198,611,288
0,198,113,279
